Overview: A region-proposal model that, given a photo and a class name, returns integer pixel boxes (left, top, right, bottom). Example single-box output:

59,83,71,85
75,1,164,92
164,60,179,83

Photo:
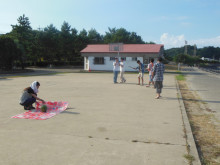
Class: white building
80,44,164,71
201,57,215,61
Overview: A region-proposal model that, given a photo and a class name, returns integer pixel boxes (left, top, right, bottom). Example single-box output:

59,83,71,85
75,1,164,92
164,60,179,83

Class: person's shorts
138,72,144,78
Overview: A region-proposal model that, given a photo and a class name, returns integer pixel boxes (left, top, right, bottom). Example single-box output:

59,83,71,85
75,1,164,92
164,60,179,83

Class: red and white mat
12,101,68,120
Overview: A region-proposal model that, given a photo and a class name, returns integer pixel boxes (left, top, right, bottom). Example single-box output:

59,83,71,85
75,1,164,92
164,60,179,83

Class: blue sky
0,0,220,49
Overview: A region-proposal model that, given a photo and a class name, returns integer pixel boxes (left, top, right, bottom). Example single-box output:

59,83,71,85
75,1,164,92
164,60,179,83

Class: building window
120,57,126,61
132,57,137,61
110,57,115,61
94,57,105,64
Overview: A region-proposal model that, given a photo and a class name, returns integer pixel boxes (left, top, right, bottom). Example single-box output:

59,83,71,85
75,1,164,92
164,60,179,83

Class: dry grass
165,64,178,70
184,154,195,164
178,80,220,165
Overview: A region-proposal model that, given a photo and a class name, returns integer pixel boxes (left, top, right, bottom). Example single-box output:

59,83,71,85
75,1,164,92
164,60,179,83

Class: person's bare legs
146,81,151,87
138,77,140,85
155,93,160,99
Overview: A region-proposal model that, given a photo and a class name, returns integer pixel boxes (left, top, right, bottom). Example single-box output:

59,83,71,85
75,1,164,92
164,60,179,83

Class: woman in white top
146,58,154,87
120,58,126,83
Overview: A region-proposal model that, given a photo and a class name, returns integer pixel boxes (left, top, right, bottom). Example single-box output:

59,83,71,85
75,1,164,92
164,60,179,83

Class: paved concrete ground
183,67,220,119
0,72,199,165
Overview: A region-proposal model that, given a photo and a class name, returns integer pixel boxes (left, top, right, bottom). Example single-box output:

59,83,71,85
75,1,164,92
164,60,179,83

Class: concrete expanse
0,72,199,165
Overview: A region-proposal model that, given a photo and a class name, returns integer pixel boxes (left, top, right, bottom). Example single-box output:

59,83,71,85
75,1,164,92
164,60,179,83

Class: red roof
80,44,164,53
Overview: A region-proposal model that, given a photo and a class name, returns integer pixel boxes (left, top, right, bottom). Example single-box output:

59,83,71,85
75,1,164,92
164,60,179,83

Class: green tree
174,54,200,66
71,28,78,56
75,29,88,53
129,32,145,44
104,27,144,44
146,41,156,44
174,54,187,63
27,30,43,65
104,27,130,43
59,21,73,62
88,28,103,44
71,29,88,63
40,24,60,63
164,52,173,61
11,14,32,69
197,46,220,60
0,36,20,70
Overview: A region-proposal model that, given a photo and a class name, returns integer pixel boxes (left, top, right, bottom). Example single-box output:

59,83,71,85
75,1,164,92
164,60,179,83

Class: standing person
152,57,165,99
113,58,120,83
120,58,126,83
19,81,45,110
136,60,145,85
146,58,154,87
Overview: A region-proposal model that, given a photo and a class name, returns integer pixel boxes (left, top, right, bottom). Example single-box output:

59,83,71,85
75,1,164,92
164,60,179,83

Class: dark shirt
27,87,36,95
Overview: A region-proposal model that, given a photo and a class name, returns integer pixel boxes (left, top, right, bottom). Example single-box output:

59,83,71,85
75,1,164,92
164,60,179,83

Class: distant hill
165,46,220,60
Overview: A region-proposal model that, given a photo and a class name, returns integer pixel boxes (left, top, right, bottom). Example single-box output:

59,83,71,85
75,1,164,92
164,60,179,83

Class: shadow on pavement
183,98,220,104
0,77,13,81
183,72,206,75
163,97,220,104
61,111,80,115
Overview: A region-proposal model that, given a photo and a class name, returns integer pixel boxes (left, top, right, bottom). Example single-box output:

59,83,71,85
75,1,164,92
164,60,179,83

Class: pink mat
12,101,68,120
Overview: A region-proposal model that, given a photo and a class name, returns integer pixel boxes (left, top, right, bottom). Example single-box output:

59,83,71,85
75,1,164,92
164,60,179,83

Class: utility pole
193,44,197,56
184,40,188,55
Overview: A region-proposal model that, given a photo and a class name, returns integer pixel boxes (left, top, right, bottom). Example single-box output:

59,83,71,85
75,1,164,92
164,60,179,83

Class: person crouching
19,81,45,110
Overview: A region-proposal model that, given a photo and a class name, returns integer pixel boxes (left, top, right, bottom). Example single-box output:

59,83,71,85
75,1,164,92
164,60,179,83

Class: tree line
1,14,219,70
165,46,220,61
0,14,155,70
164,45,220,66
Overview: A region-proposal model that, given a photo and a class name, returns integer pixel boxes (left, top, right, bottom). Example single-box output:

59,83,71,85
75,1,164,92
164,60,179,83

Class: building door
143,55,149,64
85,57,89,70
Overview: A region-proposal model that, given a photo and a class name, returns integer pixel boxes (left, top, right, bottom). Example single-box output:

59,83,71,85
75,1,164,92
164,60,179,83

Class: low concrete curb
175,79,201,165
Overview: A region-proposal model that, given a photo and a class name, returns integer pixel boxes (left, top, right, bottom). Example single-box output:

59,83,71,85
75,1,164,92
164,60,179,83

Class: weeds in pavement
176,72,186,81
184,154,195,164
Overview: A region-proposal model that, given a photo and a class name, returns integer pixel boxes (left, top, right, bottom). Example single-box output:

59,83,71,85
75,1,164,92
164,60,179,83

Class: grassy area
165,64,178,70
175,71,186,81
177,79,220,165
176,74,185,81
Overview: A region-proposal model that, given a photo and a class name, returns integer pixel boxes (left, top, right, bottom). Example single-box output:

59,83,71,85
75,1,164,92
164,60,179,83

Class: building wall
85,56,144,71
82,51,163,71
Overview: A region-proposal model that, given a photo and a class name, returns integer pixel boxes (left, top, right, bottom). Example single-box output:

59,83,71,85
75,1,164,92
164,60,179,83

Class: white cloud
190,36,220,48
159,33,220,49
160,33,185,48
